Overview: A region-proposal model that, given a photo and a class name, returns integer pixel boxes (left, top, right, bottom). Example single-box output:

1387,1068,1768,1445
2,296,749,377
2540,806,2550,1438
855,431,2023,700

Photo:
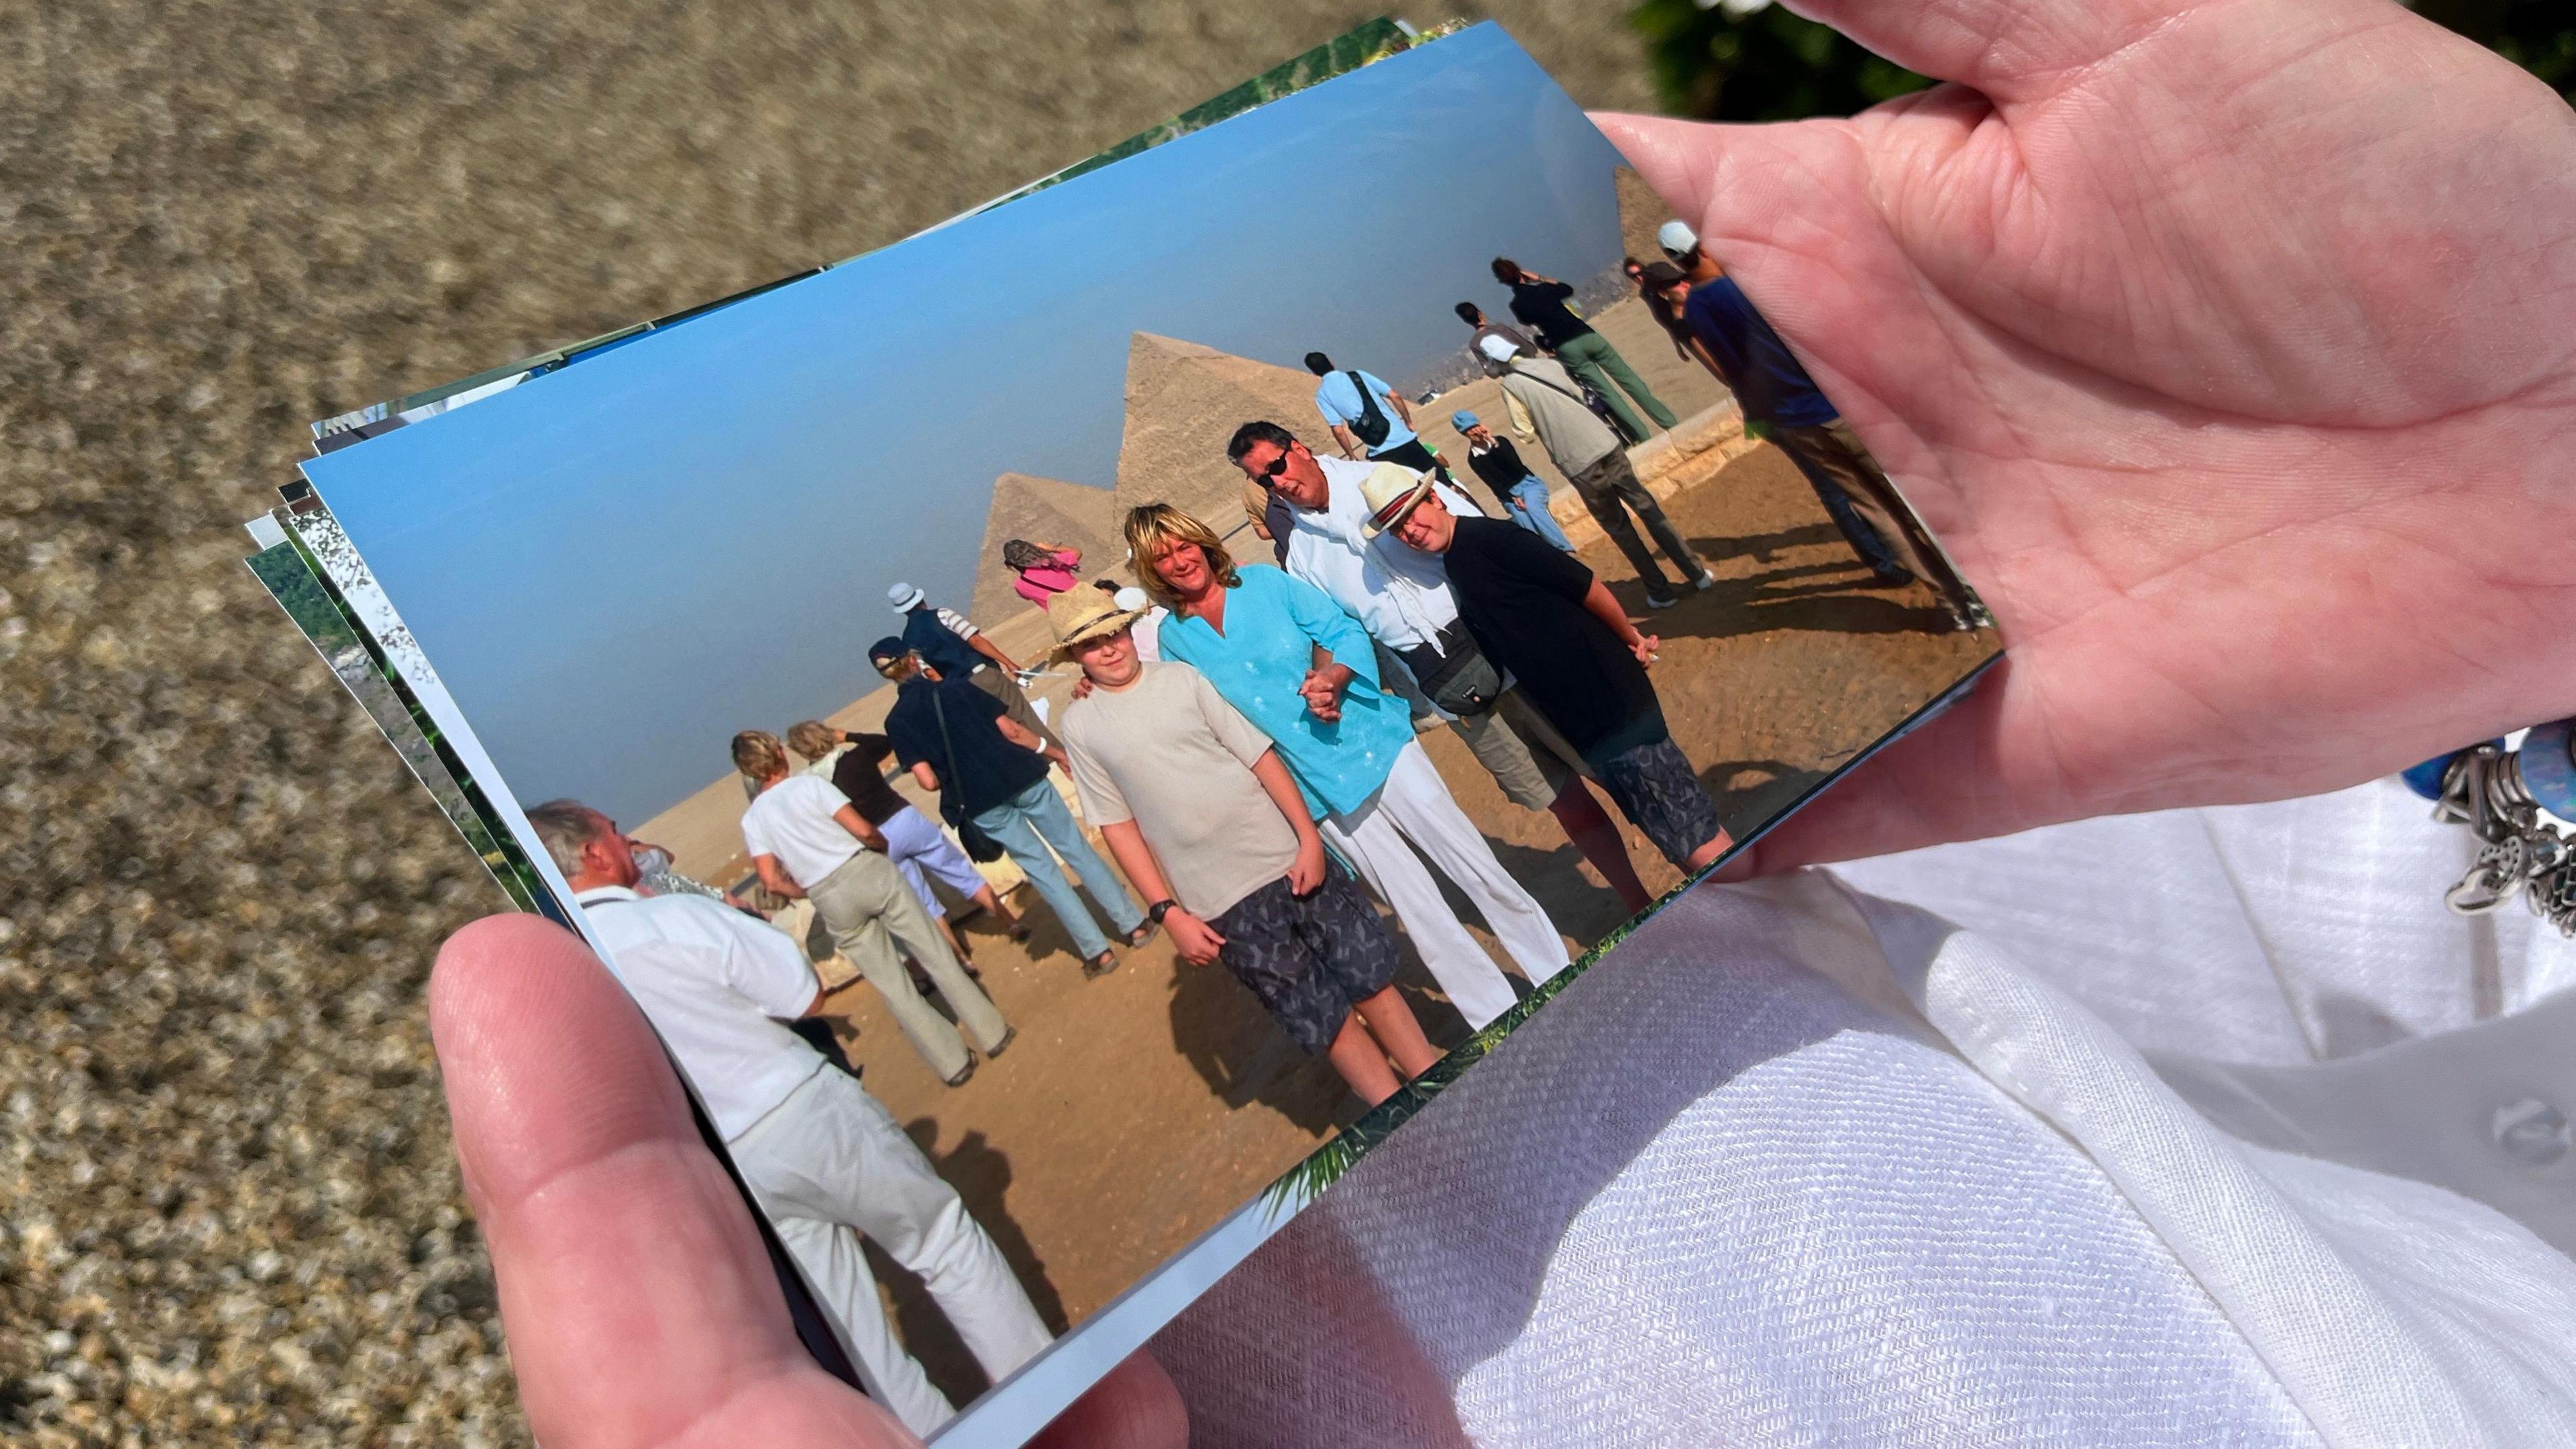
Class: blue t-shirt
1313,370,1416,452
883,673,1050,820
1156,566,1413,820
1680,276,1839,429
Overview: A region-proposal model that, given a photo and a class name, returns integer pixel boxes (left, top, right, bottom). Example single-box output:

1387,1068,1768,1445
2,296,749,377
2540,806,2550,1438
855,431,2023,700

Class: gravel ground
0,5,1656,1443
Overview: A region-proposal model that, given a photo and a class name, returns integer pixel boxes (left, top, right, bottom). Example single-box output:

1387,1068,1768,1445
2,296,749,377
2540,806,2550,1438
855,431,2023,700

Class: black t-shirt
1443,516,1664,765
1506,278,1593,350
1466,437,1536,510
828,733,909,826
883,674,1051,820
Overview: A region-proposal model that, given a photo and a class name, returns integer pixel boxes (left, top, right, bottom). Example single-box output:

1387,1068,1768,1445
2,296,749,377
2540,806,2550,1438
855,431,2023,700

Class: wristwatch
1147,898,1180,924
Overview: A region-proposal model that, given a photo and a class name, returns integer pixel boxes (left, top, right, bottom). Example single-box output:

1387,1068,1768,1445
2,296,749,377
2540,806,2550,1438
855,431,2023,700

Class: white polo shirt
739,773,863,890
1283,453,1481,651
576,885,823,1140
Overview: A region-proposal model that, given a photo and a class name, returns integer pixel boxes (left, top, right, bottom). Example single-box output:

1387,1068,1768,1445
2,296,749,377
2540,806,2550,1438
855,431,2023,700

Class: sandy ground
1,6,1672,1444
829,437,1994,1405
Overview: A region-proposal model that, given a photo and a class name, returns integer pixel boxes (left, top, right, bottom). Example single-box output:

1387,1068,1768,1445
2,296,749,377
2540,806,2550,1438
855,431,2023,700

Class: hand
1299,663,1351,723
428,915,1188,1449
1163,908,1228,967
1598,0,2576,871
1629,633,1660,667
1070,675,1095,701
1286,835,1328,896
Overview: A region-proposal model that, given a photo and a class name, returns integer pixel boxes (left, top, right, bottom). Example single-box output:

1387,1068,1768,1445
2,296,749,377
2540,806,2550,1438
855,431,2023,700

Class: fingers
430,916,906,1448
1703,660,2052,874
1026,1351,1187,1449
1776,0,2182,101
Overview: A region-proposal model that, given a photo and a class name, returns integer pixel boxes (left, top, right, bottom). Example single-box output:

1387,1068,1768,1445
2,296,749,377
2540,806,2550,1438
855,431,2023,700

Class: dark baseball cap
867,637,910,667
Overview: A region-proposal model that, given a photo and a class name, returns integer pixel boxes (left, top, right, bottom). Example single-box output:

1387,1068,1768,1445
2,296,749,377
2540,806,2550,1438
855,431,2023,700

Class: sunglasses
1250,447,1296,482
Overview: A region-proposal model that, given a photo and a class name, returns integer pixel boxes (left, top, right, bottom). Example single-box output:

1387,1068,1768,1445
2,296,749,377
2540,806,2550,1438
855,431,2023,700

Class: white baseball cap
1477,333,1518,364
1657,219,1700,256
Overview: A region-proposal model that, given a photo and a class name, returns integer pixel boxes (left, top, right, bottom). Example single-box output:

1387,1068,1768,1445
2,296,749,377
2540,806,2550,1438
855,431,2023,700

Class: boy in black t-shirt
1363,472,1735,874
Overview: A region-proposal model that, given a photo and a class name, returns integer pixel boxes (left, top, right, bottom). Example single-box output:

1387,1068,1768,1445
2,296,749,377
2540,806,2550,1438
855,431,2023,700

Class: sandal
943,1057,978,1088
1082,951,1120,979
1123,921,1159,948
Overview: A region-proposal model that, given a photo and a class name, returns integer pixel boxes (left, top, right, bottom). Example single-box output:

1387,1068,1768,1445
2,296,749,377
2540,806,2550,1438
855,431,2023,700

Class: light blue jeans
1504,477,1576,553
972,777,1144,962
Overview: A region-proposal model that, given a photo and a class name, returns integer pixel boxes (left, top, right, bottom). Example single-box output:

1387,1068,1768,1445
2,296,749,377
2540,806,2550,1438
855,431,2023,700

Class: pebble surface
0,5,1647,1442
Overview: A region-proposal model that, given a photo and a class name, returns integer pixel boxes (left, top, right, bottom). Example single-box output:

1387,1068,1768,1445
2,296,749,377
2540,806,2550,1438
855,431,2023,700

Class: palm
1605,0,2576,867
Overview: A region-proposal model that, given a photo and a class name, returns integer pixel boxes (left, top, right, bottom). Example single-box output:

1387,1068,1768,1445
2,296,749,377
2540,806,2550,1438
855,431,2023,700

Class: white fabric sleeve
718,906,820,1018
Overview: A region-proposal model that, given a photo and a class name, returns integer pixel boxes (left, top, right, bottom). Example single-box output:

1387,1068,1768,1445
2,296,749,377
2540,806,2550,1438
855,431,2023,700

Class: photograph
297,22,1996,1441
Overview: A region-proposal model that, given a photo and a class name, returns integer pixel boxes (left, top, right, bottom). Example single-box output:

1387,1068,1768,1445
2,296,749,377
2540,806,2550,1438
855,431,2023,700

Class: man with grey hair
527,798,1053,1438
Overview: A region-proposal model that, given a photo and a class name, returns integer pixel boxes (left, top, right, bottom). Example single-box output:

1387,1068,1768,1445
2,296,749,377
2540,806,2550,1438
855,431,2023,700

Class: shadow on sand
867,1122,1071,1413
1601,554,1954,643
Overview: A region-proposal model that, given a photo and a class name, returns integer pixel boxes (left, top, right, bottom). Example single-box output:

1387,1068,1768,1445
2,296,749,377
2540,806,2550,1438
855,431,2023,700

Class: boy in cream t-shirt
1047,588,1442,1105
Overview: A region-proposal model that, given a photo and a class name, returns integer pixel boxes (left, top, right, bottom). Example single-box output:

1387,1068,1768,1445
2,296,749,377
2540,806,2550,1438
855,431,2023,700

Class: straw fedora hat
1046,586,1145,658
1356,461,1437,539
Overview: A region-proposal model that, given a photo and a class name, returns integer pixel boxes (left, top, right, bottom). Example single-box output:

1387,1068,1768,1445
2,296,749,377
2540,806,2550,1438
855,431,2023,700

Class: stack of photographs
247,19,2000,1446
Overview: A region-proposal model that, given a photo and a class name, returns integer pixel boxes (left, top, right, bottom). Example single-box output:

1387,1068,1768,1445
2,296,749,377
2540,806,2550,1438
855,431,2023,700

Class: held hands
1164,908,1227,967
1599,0,2576,871
1299,663,1351,723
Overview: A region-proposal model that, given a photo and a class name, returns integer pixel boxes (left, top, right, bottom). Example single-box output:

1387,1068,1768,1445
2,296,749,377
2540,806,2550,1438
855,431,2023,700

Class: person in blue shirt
1124,502,1568,1031
885,581,1063,749
1652,232,1986,631
1304,352,1452,485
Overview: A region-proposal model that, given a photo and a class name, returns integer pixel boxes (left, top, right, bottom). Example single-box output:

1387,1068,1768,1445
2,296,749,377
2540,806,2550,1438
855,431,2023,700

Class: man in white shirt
1227,421,1660,915
526,798,1053,1438
733,729,1010,1087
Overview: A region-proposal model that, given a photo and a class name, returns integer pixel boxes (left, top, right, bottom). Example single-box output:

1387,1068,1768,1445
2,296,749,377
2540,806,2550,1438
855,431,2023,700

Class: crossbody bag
928,689,1010,863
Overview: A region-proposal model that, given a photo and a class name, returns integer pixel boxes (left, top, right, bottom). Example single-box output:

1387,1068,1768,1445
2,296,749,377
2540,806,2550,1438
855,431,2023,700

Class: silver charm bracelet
2406,720,2576,936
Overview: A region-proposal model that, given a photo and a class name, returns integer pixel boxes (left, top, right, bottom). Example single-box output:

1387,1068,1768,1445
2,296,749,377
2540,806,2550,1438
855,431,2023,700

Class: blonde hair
786,720,839,761
1124,503,1240,604
731,729,790,782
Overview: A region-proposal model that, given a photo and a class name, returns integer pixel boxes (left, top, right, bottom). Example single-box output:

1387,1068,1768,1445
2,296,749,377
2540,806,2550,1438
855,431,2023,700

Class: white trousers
1318,739,1571,1030
731,1066,1053,1436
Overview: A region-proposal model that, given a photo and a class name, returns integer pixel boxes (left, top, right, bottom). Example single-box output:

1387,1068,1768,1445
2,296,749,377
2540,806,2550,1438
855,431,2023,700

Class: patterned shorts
1595,734,1724,870
1208,862,1403,1055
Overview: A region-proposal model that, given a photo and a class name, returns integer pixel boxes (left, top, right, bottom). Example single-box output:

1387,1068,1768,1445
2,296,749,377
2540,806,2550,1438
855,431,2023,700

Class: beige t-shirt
1061,660,1299,919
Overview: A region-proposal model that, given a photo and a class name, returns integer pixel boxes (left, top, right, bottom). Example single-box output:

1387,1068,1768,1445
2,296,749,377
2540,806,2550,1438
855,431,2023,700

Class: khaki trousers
808,850,1008,1081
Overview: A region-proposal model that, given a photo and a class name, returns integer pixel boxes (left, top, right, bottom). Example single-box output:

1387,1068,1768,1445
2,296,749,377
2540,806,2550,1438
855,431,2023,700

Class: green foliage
1631,0,1929,121
2415,0,2576,100
1633,0,2576,120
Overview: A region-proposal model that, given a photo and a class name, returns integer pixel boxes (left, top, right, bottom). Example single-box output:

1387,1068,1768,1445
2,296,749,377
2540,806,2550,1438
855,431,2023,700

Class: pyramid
1615,164,1680,270
969,471,1131,623
1114,331,1328,543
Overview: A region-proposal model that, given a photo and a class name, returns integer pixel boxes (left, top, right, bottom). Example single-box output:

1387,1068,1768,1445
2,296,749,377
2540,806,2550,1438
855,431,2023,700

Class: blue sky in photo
305,23,1633,822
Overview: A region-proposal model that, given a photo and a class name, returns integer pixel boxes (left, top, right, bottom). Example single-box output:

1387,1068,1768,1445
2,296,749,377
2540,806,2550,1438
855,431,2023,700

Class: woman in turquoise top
1138,521,1414,821
1126,503,1570,1031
